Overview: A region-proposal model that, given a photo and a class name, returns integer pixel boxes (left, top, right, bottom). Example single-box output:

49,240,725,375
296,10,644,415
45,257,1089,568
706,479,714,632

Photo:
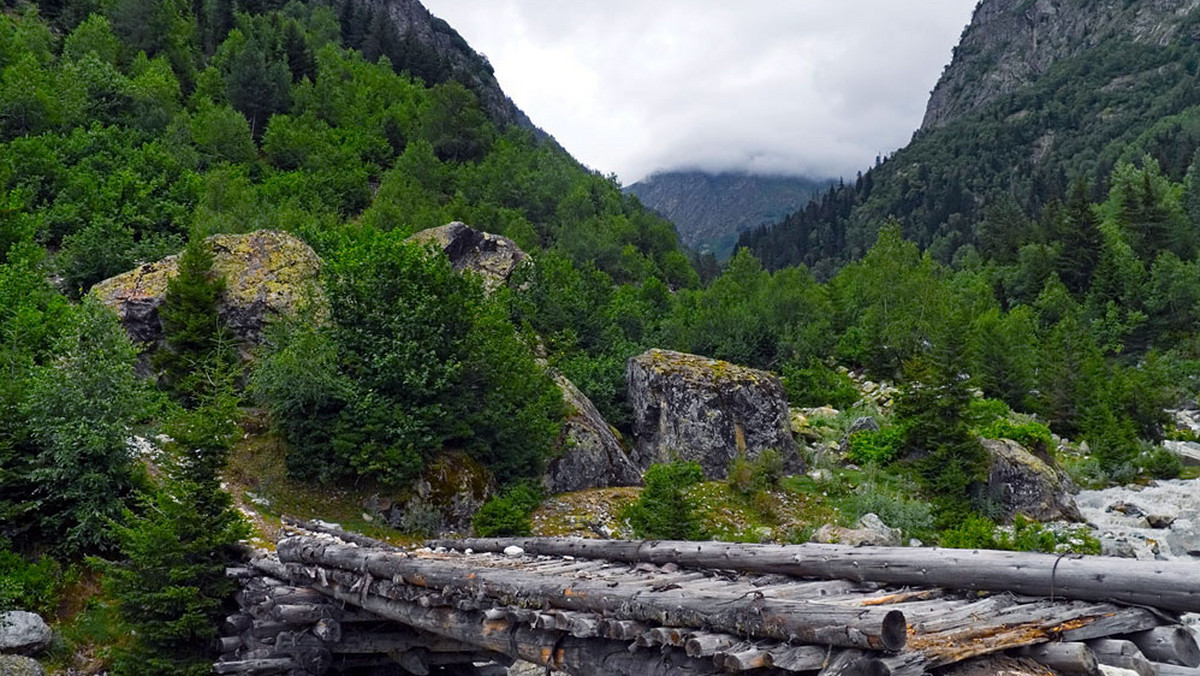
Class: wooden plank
430,538,1200,613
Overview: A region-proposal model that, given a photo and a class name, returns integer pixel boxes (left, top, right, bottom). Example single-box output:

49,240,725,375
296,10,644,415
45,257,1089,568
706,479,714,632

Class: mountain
740,0,1200,274
625,171,833,258
338,0,550,138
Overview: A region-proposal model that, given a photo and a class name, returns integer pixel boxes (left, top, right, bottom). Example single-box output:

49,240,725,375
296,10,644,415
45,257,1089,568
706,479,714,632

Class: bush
966,398,1011,428
472,483,543,537
846,425,906,465
781,359,859,409
623,462,705,540
728,449,785,495
939,515,1100,554
978,419,1054,454
0,540,70,615
1138,444,1183,479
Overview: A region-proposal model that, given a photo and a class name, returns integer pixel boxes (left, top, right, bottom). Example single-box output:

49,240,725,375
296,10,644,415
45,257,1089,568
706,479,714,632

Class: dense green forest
1,0,1199,672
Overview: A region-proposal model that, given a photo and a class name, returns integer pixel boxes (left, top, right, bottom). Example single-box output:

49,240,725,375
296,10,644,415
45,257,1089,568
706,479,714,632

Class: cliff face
347,0,538,132
625,171,832,258
923,0,1200,130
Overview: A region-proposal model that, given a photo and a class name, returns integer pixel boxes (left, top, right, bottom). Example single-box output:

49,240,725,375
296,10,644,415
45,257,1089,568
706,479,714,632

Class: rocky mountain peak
922,0,1200,130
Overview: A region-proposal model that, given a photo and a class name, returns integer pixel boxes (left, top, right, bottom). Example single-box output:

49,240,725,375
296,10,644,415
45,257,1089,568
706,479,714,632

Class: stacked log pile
217,521,1200,676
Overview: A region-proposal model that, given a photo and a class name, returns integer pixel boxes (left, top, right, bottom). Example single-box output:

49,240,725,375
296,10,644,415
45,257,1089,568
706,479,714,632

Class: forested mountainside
624,171,833,258
4,0,1200,673
739,0,1200,276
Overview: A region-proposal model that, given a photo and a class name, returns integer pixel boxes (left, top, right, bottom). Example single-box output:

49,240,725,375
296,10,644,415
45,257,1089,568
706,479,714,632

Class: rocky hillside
625,171,831,258
924,0,1200,130
740,0,1200,272
339,0,542,134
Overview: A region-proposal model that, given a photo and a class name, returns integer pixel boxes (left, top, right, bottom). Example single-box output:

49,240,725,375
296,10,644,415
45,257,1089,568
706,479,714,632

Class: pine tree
154,237,233,401
1056,180,1103,296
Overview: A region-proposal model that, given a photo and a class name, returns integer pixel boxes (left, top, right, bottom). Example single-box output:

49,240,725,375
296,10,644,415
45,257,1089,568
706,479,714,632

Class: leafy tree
20,296,149,554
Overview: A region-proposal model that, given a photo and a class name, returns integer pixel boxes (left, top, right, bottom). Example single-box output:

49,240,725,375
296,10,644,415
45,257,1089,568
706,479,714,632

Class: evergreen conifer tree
154,237,234,401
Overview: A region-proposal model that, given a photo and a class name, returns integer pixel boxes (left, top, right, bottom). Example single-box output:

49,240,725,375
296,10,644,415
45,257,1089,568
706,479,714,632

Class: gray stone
407,222,527,291
1146,514,1176,529
811,513,901,547
1164,440,1200,466
847,416,880,435
984,438,1082,523
0,655,45,676
626,349,802,480
542,374,641,494
92,230,323,349
1106,501,1146,517
0,612,51,656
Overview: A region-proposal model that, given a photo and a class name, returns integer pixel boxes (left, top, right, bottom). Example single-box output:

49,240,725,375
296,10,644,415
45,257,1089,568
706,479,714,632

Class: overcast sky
421,1,978,185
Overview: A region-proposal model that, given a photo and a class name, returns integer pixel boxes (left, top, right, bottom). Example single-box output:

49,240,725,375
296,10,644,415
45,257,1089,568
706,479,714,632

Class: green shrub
781,359,859,409
623,462,705,540
472,483,543,537
939,515,1101,554
1138,444,1183,479
842,490,935,543
966,398,1011,428
728,449,785,495
978,419,1054,454
0,540,70,615
846,425,906,465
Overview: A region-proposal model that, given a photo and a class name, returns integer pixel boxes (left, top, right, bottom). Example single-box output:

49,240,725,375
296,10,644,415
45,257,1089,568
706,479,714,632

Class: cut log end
882,609,907,652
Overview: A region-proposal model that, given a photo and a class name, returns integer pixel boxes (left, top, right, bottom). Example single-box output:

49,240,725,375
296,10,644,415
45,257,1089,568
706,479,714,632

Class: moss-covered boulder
543,374,642,494
91,230,322,348
406,222,527,291
984,438,1082,523
626,349,803,479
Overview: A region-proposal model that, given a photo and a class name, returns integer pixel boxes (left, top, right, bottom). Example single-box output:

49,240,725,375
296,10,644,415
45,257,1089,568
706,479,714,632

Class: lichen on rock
91,230,323,349
984,437,1082,523
626,348,803,479
543,374,642,495
406,222,527,291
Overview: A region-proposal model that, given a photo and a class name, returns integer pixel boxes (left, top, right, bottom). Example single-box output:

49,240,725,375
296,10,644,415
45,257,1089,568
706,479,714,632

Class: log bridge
216,518,1200,676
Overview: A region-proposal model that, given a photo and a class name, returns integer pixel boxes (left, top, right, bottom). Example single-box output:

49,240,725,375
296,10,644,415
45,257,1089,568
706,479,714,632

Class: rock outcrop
92,230,322,348
922,0,1200,130
407,222,527,291
984,438,1082,523
626,349,802,479
0,612,51,656
543,375,642,494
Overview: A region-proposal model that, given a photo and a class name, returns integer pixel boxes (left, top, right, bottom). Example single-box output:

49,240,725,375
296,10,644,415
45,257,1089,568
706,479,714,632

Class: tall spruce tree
154,237,234,401
1057,180,1103,296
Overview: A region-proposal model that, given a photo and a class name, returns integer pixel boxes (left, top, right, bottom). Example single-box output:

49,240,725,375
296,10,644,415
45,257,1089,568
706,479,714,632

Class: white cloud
422,1,977,184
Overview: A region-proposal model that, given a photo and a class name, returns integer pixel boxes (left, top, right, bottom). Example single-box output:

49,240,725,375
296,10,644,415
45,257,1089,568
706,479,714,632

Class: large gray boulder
92,230,323,348
626,349,802,479
0,655,45,676
984,438,1082,523
543,374,642,494
407,222,527,291
0,611,51,656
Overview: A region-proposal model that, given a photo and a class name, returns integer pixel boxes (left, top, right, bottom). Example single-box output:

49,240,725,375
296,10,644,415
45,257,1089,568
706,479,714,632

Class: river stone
92,230,323,348
407,222,527,291
0,612,51,656
1164,440,1200,466
542,374,642,494
0,655,45,676
847,416,880,435
984,438,1082,523
626,349,802,479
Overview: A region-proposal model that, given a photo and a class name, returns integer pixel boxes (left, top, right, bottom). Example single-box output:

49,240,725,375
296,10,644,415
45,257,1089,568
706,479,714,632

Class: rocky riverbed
1073,478,1200,561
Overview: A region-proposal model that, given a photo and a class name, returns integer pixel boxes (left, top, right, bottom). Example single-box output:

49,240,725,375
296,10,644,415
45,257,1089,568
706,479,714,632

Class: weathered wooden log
282,516,401,551
817,649,890,676
1017,642,1100,674
393,648,431,676
1086,640,1155,676
217,636,243,654
312,618,340,643
211,657,297,674
224,613,254,633
767,644,838,671
1062,608,1165,641
277,537,907,651
305,574,721,676
685,633,738,658
1154,664,1200,675
1124,627,1200,668
602,620,649,641
715,647,772,671
290,646,331,675
429,538,1200,614
271,604,333,624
